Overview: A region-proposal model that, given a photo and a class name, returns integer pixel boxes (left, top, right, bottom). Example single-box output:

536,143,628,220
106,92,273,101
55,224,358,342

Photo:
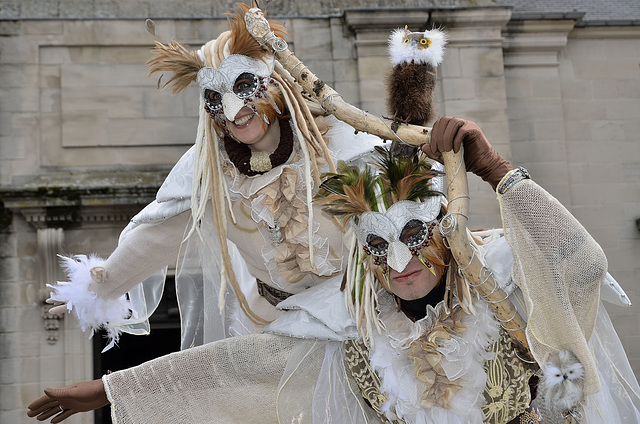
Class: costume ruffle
222,117,382,288
370,292,499,424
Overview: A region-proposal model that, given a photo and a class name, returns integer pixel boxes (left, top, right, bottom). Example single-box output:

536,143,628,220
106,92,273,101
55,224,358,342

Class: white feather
48,255,133,352
388,28,448,67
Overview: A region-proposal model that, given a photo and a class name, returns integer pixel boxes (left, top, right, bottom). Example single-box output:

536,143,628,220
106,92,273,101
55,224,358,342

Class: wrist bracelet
497,166,530,195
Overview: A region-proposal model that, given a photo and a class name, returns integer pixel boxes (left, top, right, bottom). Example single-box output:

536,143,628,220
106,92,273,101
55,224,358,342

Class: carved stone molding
1,180,161,346
502,19,577,68
42,304,64,345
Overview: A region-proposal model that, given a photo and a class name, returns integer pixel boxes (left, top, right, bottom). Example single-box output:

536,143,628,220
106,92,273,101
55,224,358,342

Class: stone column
502,18,578,204
36,227,65,345
432,7,512,228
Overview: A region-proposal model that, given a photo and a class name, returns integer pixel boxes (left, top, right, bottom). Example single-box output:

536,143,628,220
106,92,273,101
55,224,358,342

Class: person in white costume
44,4,383,352
28,116,640,424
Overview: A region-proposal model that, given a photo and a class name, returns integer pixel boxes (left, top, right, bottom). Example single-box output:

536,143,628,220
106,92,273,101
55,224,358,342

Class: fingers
27,394,57,412
423,117,447,160
27,398,59,417
423,116,466,160
27,401,62,422
51,409,76,424
441,117,466,154
47,304,68,315
27,395,77,423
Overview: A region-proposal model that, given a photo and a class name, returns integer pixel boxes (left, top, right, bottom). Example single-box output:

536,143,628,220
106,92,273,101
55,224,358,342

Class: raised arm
47,208,191,348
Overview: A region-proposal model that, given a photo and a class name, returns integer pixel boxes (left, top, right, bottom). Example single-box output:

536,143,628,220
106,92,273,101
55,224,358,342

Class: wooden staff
245,8,532,358
441,150,531,358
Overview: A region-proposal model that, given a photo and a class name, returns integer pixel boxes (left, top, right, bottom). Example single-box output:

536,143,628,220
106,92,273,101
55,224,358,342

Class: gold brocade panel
345,322,538,424
482,329,538,423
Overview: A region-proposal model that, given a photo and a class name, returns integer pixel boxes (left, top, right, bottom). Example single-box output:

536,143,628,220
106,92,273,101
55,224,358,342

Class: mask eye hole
400,219,428,248
205,89,222,104
204,89,223,113
366,234,388,256
234,73,258,98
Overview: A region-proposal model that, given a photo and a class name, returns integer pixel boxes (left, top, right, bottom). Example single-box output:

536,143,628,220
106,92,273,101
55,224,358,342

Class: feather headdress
319,146,442,220
318,148,444,343
146,4,286,95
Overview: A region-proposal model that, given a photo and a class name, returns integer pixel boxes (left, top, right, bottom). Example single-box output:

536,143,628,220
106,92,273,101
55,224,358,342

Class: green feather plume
318,147,442,222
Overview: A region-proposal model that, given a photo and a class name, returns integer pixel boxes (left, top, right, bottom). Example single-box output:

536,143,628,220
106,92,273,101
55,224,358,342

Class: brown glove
27,378,109,423
423,116,513,190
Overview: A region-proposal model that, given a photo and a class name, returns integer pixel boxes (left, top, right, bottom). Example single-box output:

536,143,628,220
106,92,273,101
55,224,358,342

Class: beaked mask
353,198,441,273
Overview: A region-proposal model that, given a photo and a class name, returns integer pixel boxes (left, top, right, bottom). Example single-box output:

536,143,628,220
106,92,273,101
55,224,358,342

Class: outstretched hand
423,116,513,190
45,297,68,315
27,379,109,423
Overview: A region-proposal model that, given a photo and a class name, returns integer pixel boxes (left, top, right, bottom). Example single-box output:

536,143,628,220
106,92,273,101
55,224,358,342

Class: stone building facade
1,1,639,422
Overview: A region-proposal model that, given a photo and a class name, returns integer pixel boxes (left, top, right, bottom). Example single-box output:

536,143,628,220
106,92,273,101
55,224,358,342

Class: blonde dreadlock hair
146,4,336,325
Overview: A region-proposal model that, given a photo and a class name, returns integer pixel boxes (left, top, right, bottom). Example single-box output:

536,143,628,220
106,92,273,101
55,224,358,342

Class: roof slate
495,0,640,25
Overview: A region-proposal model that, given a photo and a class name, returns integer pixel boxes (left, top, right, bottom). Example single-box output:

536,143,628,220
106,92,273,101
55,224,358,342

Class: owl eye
420,38,432,47
404,38,409,43
555,373,561,378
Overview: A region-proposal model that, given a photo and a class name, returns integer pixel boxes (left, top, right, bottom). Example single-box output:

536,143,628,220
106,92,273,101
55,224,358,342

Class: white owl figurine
536,349,585,424
387,27,447,67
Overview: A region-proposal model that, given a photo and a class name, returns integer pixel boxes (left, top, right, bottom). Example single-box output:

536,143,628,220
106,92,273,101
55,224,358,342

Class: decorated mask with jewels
356,200,440,273
319,146,444,274
197,54,276,122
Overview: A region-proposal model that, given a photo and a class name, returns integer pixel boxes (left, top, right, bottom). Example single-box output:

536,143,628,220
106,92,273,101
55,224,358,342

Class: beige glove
423,116,513,190
27,378,109,423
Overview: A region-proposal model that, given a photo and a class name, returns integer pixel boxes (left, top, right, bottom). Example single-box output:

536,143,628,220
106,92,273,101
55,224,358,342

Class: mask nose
387,240,412,273
222,93,245,122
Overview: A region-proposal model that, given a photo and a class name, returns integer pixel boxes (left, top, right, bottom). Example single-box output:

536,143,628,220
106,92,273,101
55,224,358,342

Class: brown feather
385,62,436,126
395,171,438,201
227,4,288,60
317,174,372,223
146,40,203,95
341,176,373,216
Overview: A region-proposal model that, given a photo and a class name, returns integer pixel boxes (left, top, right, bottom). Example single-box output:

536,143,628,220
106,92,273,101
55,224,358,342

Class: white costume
96,168,640,424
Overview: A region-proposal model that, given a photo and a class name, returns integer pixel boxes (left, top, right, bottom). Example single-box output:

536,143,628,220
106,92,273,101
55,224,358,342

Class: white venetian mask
196,54,275,121
352,198,441,273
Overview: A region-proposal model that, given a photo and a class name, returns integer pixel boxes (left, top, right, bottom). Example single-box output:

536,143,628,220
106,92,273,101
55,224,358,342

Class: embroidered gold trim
344,339,403,424
482,329,538,423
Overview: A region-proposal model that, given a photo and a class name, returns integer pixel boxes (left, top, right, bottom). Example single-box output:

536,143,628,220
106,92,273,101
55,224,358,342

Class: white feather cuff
48,255,134,352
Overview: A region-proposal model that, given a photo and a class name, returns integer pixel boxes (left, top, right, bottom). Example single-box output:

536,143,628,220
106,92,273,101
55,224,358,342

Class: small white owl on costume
536,349,585,424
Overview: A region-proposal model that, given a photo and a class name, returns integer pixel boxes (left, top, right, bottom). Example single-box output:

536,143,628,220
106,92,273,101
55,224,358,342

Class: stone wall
502,20,640,373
